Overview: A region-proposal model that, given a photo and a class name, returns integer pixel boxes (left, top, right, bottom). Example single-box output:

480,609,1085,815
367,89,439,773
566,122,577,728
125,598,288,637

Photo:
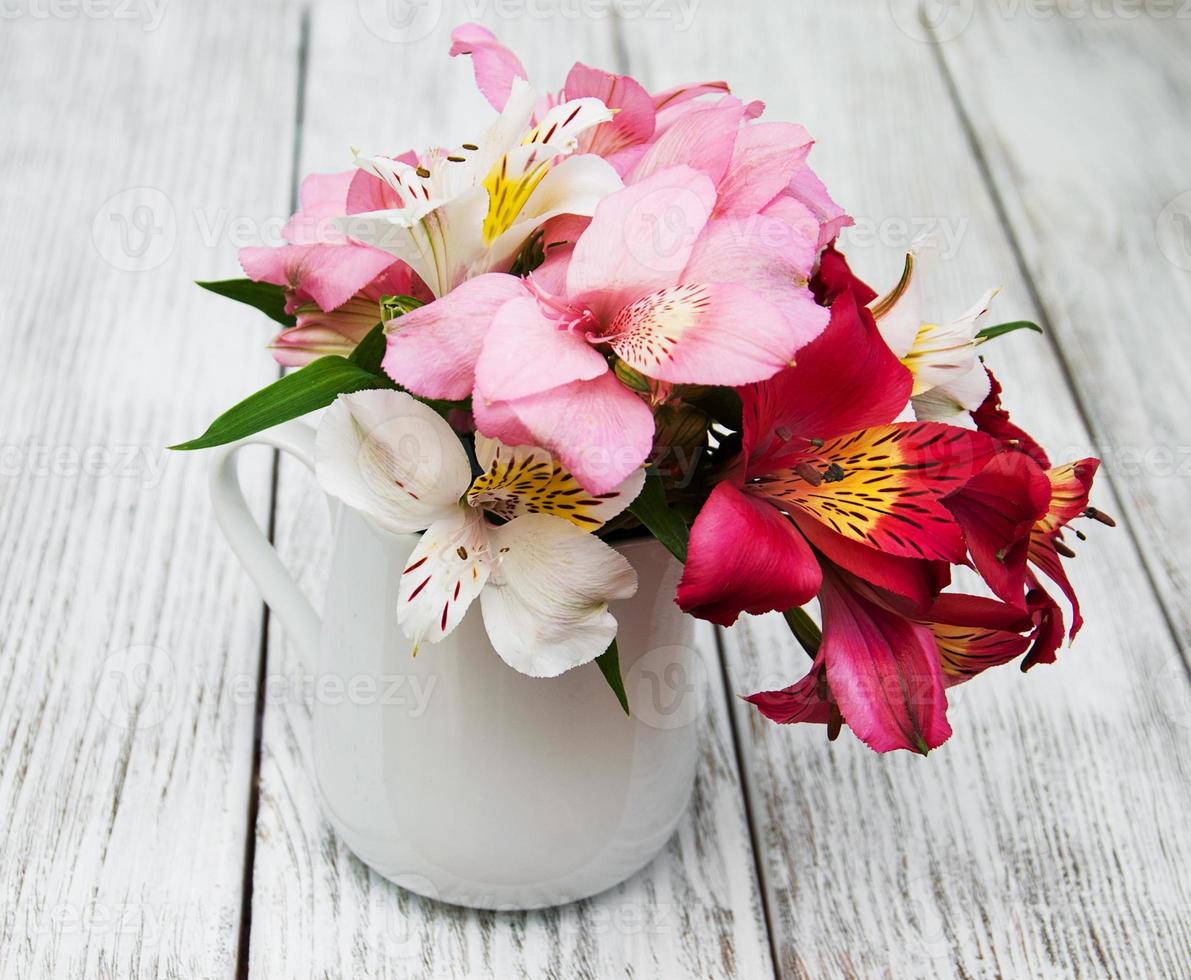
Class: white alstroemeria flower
315,389,644,677
340,78,622,298
870,248,996,421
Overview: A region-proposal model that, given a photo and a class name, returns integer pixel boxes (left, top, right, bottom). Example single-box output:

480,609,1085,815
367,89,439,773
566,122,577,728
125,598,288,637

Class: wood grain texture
0,2,301,977
247,6,773,977
622,2,1191,977
935,6,1191,647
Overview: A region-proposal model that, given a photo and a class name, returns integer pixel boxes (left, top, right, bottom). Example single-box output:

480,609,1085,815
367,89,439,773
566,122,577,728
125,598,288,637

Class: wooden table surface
3,1,1190,976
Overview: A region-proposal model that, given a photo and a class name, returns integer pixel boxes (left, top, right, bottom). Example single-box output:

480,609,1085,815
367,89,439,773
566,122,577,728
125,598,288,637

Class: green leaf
197,278,294,326
379,293,426,321
595,638,630,716
171,356,392,450
628,474,689,564
348,322,386,374
975,320,1043,343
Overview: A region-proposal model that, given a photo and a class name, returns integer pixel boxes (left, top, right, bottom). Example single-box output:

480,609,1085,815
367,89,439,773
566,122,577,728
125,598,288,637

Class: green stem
782,606,821,658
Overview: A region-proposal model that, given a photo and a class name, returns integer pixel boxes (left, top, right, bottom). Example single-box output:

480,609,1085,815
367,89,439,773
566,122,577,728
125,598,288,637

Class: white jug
208,421,702,911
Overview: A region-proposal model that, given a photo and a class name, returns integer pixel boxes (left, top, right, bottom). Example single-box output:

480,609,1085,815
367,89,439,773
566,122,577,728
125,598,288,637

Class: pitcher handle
208,421,320,671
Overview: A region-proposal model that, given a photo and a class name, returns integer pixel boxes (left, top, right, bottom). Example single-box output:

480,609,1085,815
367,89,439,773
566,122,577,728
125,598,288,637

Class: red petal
757,423,996,563
792,514,936,612
810,244,878,306
745,657,834,725
971,368,1051,468
740,289,912,474
945,452,1052,605
920,594,1034,686
677,481,822,627
819,571,952,754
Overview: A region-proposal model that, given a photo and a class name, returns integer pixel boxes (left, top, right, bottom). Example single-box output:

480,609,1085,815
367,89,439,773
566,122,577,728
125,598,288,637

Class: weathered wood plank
0,3,301,978
248,6,774,977
935,4,1191,647
622,3,1191,977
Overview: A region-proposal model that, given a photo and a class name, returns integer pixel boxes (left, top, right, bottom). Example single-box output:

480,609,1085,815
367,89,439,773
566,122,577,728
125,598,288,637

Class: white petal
480,515,638,677
870,251,922,358
469,435,645,527
397,509,492,649
524,97,614,152
315,389,472,534
916,357,992,417
483,154,622,273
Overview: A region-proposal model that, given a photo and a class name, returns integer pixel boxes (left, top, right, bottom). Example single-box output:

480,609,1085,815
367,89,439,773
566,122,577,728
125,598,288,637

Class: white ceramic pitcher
208,420,703,911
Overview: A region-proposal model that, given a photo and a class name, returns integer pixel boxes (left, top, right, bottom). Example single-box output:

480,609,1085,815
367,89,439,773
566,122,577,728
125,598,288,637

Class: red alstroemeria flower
953,370,1108,659
747,589,1034,749
677,277,997,753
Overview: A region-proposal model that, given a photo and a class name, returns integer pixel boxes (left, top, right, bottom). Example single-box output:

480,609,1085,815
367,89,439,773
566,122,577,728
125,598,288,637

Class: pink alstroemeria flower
383,165,829,494
450,22,728,177
240,170,428,366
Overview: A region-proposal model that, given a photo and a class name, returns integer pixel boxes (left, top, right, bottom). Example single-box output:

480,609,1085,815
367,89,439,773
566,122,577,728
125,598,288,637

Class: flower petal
476,373,656,495
468,435,645,528
567,166,716,316
397,508,492,649
475,294,609,401
283,170,355,244
480,514,638,677
449,22,528,111
919,593,1033,686
819,572,951,754
382,273,526,400
677,481,822,627
740,289,911,473
239,242,395,313
945,452,1052,605
314,389,472,534
757,423,997,563
629,101,745,186
716,122,813,217
745,655,835,725
607,281,802,385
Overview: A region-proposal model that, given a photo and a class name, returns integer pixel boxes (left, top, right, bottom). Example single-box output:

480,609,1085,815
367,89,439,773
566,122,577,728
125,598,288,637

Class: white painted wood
247,6,773,977
935,6,1191,647
0,3,301,978
622,2,1191,976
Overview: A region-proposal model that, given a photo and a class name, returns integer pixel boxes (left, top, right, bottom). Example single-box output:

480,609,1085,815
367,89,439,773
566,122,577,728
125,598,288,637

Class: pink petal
345,166,405,215
819,572,952,754
475,374,655,495
716,122,813,217
283,170,354,244
676,480,821,627
239,242,395,312
382,273,526,400
474,295,608,401
567,166,716,317
652,79,730,112
607,281,801,385
449,23,528,111
629,101,745,186
564,62,656,156
682,214,827,351
782,163,852,249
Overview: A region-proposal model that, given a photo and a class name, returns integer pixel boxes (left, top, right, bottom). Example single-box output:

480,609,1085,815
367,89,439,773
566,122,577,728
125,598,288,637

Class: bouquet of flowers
177,24,1112,755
